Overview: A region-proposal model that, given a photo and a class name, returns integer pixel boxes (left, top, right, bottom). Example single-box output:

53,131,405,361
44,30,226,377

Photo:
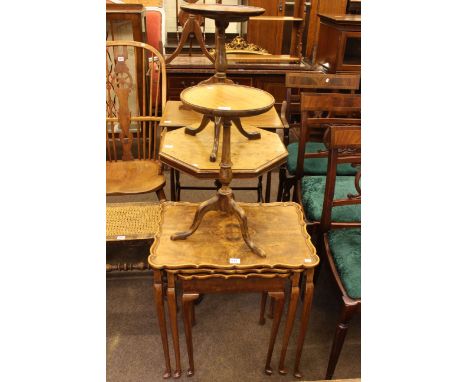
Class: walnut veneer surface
160,122,287,178
160,100,284,129
180,83,275,117
149,202,319,270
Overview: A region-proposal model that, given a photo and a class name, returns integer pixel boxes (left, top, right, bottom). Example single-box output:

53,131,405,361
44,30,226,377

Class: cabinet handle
278,0,283,12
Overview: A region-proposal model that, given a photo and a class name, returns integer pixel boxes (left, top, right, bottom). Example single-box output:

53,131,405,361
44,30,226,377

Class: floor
107,171,360,382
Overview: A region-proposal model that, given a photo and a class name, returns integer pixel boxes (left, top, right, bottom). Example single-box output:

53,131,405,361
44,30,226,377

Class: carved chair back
295,92,361,180
282,72,360,143
319,125,361,232
106,40,167,162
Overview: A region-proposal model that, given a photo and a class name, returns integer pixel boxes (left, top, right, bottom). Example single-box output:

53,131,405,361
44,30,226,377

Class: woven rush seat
106,202,162,241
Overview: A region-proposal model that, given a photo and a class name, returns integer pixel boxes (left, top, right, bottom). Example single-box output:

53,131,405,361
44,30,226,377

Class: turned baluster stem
214,19,229,82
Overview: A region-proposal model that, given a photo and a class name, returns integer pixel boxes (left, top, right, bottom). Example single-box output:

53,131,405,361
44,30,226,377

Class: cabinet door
246,0,285,55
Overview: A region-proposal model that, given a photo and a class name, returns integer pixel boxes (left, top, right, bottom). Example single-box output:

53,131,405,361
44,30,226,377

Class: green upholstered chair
277,75,361,201
300,125,361,379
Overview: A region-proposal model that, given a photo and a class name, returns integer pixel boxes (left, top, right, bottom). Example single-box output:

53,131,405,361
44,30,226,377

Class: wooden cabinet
165,52,316,110
314,14,361,73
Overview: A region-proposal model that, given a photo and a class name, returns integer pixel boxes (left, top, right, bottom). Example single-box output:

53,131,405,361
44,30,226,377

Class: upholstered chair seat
328,228,361,299
287,142,358,176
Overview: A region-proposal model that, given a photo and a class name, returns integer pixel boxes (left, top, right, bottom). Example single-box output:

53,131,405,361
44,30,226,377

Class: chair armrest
280,100,290,130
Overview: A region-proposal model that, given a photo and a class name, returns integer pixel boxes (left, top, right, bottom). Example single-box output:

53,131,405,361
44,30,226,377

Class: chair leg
283,178,294,202
156,188,167,202
325,298,359,380
265,171,272,203
170,168,176,201
277,166,286,201
257,175,264,203
175,170,181,201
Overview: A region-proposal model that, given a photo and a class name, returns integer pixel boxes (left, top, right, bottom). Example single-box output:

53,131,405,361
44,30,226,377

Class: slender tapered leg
259,292,268,325
325,297,359,380
171,194,219,240
153,271,171,378
182,293,200,377
209,117,222,162
185,114,211,136
191,302,196,327
268,296,275,319
294,269,315,379
232,117,261,139
278,273,301,374
230,198,266,257
166,273,181,378
264,291,285,375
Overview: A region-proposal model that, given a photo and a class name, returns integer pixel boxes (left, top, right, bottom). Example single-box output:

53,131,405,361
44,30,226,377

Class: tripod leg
232,117,261,140
165,17,194,65
230,198,266,257
185,114,211,136
209,117,222,162
171,194,219,240
192,18,215,63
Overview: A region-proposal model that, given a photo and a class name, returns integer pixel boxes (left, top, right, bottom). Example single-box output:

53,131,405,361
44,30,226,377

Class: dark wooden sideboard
314,13,361,73
165,55,318,112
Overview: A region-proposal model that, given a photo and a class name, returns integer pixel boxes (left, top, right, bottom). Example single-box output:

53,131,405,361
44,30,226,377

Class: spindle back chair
106,40,167,200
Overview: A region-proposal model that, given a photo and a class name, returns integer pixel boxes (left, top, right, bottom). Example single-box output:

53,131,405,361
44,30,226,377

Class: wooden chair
277,72,360,202
106,40,167,200
297,125,361,379
281,91,361,203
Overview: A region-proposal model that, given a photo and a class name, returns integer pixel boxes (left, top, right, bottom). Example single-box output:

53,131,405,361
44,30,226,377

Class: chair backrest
295,92,361,179
320,125,361,232
106,40,167,162
283,72,361,131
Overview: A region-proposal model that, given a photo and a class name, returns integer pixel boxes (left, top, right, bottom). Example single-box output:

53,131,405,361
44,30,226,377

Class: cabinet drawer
229,77,253,87
168,75,253,90
168,76,207,90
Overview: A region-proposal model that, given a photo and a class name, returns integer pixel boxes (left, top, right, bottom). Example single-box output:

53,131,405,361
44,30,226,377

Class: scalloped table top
148,202,319,270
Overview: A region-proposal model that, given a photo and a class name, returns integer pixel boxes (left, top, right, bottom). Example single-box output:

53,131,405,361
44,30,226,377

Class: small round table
171,83,275,257
179,4,267,161
180,4,265,84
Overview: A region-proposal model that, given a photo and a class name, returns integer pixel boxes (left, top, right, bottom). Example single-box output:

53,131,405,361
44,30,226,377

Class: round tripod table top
180,83,275,118
180,4,265,22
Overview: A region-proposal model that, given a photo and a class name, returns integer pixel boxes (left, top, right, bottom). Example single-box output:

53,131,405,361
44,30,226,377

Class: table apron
180,276,290,294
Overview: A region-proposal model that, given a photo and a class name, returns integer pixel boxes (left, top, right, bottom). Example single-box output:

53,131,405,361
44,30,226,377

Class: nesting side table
149,202,319,378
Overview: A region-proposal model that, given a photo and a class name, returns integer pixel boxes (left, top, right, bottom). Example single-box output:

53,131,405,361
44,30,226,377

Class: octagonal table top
159,122,287,179
180,83,275,118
